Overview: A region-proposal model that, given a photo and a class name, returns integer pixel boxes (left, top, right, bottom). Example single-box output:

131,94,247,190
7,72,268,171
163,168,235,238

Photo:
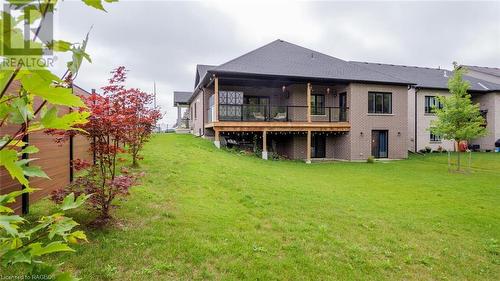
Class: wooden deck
205,121,350,132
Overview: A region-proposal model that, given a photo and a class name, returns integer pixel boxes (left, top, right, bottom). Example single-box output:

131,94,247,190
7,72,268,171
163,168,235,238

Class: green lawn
27,134,500,280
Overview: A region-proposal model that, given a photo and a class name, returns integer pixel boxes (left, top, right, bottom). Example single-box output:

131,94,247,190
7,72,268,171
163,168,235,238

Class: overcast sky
51,0,500,128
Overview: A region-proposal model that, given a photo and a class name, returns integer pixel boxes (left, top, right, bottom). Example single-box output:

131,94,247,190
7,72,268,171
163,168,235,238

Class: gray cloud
51,0,500,127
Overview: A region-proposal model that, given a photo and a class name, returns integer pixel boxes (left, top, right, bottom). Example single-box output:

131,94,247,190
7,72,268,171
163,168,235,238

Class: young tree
122,88,161,167
430,63,487,171
50,68,143,224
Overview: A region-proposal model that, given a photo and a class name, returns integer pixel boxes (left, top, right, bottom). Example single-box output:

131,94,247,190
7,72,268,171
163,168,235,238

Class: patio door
311,134,326,158
371,130,388,158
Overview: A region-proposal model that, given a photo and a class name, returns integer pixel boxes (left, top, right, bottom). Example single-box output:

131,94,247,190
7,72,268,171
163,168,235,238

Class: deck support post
262,130,268,160
214,76,219,122
306,130,311,164
307,83,311,122
214,129,221,148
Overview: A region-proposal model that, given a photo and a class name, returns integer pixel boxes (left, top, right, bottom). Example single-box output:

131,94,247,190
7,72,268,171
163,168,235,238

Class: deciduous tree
430,63,487,171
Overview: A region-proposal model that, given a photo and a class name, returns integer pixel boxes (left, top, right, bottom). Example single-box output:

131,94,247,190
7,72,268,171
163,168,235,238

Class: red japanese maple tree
121,88,161,167
51,67,154,223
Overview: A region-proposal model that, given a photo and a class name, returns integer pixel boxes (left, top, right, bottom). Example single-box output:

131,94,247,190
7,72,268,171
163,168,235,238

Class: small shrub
367,156,375,163
425,146,432,153
51,166,143,225
418,149,427,154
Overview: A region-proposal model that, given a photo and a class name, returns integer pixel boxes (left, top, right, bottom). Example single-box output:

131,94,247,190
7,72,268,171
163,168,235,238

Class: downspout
414,87,419,152
201,86,205,137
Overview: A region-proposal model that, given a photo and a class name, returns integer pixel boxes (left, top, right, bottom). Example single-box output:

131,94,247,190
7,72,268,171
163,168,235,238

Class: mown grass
22,134,500,280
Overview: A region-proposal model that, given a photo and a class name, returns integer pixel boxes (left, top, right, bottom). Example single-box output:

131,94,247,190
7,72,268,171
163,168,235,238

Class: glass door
371,130,388,158
311,134,326,158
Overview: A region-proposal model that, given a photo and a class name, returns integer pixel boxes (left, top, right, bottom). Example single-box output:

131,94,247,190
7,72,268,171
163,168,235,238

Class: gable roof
461,65,500,78
351,61,500,92
173,91,192,106
195,64,216,89
210,40,412,85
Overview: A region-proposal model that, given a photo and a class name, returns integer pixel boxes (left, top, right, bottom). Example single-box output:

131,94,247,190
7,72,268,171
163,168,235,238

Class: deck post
214,76,219,122
307,83,311,122
306,130,311,164
214,129,221,148
262,130,268,160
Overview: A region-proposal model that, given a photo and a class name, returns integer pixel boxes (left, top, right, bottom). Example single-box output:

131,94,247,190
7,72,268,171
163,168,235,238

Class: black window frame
430,132,441,142
368,92,392,114
425,96,443,114
311,94,325,115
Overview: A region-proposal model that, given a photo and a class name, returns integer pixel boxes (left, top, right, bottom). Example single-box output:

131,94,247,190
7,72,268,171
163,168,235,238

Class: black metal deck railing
213,104,348,122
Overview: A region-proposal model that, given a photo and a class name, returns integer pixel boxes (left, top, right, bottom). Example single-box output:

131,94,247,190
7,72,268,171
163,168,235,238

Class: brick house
176,40,412,162
353,62,500,152
174,40,500,161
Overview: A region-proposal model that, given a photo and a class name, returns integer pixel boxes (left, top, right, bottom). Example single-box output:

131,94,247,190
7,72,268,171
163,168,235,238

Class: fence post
21,133,29,215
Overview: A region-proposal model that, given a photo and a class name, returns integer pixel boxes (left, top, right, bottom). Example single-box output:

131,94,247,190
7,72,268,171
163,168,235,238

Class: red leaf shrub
49,66,157,224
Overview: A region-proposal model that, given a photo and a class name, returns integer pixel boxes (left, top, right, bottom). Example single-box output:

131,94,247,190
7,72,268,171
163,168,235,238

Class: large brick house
174,40,500,161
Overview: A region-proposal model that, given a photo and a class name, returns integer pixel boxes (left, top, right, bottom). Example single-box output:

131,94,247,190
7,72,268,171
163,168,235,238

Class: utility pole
153,81,158,132
153,81,157,109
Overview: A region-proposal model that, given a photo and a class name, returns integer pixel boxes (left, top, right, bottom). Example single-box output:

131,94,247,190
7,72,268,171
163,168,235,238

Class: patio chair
273,112,287,121
252,112,266,121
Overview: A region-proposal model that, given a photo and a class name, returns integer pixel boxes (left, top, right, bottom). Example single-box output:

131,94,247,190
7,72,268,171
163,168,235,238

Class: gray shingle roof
195,64,216,89
351,62,500,92
210,40,412,85
173,91,192,106
461,65,500,78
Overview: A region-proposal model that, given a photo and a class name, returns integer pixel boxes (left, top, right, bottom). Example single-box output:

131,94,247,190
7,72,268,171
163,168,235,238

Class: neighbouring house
460,65,500,84
173,91,191,133
173,39,500,161
176,40,412,162
352,62,500,152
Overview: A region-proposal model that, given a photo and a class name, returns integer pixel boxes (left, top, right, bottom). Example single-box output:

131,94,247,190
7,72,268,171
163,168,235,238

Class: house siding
189,90,204,136
348,83,408,160
470,92,499,150
414,89,455,152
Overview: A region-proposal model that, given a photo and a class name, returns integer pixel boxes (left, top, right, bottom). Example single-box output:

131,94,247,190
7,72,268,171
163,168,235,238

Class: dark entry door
338,92,347,121
311,134,326,158
371,130,388,158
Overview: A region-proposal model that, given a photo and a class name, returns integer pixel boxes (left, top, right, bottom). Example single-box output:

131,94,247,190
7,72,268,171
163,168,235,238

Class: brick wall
348,83,408,160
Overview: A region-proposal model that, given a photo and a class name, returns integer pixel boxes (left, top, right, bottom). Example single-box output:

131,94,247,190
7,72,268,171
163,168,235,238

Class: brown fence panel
0,85,92,214
73,134,92,163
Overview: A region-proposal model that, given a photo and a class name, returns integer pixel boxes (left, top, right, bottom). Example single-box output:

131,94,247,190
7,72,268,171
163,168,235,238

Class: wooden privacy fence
0,84,92,214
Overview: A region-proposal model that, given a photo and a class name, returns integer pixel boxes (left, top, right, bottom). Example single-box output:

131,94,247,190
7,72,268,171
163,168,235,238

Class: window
424,96,443,114
368,92,392,114
480,110,488,127
430,132,441,142
194,103,197,119
311,94,325,115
